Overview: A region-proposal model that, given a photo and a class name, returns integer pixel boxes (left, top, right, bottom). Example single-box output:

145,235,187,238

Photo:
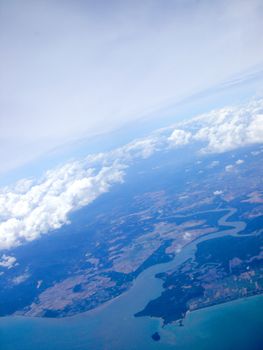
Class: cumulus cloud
0,98,263,250
0,162,125,250
192,99,263,153
122,137,162,159
0,134,163,250
168,129,192,147
247,114,263,143
0,254,17,269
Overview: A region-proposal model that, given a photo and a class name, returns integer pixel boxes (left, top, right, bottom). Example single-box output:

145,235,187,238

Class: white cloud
1,0,263,173
193,99,263,153
213,190,223,196
0,98,263,250
0,254,17,269
122,137,161,159
209,160,220,168
247,114,263,143
236,159,244,165
13,272,30,285
183,232,192,240
0,162,125,250
225,164,234,172
168,129,192,147
251,149,263,156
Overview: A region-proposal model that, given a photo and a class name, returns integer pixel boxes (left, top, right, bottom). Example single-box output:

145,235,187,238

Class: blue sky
1,0,263,178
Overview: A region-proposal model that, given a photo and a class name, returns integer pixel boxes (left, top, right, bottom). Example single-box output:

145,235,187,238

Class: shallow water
0,209,261,350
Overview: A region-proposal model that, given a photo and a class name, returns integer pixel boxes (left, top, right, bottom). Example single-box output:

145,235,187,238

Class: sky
1,0,263,175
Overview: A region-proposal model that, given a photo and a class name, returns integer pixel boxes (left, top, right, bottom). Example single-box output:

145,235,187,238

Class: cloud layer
0,98,262,250
182,99,263,153
1,0,263,172
0,163,125,249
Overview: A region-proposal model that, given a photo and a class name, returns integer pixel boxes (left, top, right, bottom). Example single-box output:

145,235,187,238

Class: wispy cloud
1,0,263,172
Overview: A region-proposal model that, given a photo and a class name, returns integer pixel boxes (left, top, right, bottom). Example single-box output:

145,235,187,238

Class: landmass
151,332,161,341
0,144,262,320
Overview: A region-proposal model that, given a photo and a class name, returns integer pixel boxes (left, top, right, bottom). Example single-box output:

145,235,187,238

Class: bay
0,209,261,350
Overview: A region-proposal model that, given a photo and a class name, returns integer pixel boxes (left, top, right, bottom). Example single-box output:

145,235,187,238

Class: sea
0,210,262,350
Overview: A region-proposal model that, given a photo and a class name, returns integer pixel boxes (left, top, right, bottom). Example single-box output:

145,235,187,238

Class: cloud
225,165,234,172
236,159,244,165
122,137,162,159
0,254,17,269
1,0,263,173
168,129,192,147
0,98,263,250
251,149,263,156
0,162,125,250
209,160,220,168
12,272,30,285
192,99,263,153
247,114,263,143
213,190,223,196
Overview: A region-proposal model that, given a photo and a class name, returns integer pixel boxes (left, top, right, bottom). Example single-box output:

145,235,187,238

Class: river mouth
1,208,262,350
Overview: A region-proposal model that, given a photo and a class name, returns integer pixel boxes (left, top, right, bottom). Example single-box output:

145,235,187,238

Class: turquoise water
0,210,262,350
1,291,262,350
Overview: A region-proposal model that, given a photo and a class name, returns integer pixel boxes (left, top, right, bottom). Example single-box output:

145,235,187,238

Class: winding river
0,209,262,350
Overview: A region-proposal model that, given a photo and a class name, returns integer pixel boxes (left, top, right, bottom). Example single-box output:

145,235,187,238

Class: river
0,209,262,350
